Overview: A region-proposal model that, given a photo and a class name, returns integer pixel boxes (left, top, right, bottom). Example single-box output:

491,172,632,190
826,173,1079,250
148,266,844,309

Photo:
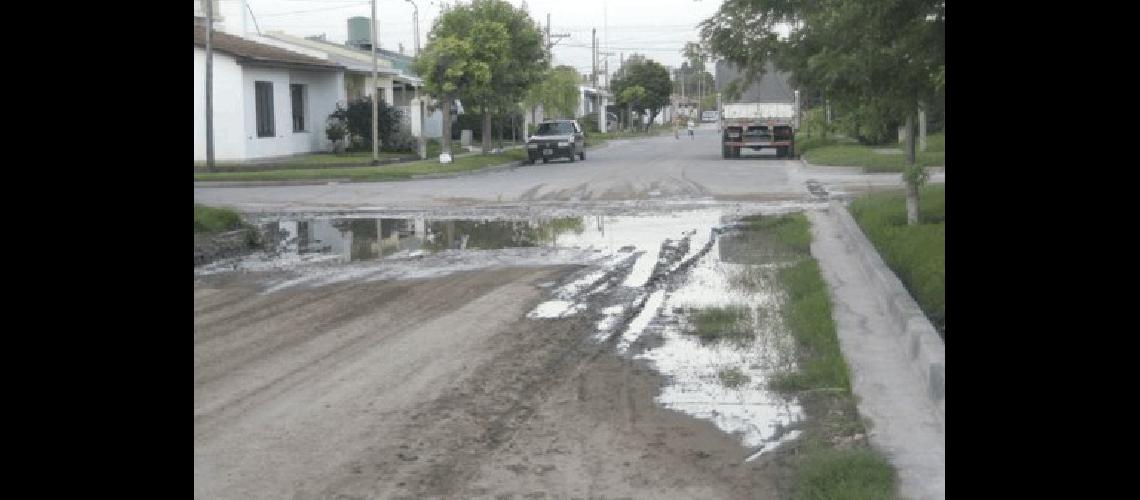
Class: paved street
194,124,943,213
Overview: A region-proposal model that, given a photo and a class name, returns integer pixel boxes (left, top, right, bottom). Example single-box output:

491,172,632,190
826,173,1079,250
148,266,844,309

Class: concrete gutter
829,200,945,421
808,202,945,499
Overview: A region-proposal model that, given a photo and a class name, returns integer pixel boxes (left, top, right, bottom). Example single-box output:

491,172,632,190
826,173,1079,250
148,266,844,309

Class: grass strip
801,133,946,172
689,305,753,344
718,367,751,388
737,212,898,499
194,204,245,234
794,447,898,500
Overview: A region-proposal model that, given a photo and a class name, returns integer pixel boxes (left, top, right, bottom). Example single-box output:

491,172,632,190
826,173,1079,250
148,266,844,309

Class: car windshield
535,122,575,135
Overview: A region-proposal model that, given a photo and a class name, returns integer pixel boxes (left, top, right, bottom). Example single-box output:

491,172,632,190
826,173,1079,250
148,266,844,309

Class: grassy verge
193,151,412,173
804,145,944,172
849,184,945,337
194,204,245,234
733,212,898,499
802,132,946,172
794,447,898,499
194,149,527,183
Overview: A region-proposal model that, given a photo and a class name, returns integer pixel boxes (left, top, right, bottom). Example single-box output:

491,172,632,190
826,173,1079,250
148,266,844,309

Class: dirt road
194,263,792,499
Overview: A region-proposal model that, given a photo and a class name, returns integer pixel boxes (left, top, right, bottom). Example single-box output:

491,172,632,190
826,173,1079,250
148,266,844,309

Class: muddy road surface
195,128,944,498
195,209,809,499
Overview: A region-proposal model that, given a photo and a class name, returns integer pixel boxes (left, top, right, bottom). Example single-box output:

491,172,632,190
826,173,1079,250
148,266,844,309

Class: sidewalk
807,205,945,500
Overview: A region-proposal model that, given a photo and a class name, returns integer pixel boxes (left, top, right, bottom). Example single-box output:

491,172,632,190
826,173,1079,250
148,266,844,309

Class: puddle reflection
260,216,588,262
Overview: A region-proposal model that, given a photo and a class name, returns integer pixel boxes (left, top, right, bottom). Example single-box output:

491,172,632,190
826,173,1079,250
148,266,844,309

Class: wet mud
195,207,821,499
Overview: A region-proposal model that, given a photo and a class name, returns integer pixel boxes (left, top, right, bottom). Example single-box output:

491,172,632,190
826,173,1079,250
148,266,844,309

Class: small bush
382,126,418,152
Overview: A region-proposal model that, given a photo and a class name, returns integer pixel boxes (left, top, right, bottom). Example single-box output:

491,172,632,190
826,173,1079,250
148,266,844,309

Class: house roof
715,61,795,103
264,32,395,73
374,48,415,75
194,23,342,70
262,32,423,86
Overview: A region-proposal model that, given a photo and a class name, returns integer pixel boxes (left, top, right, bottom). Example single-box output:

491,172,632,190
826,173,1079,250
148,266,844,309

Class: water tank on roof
347,17,372,47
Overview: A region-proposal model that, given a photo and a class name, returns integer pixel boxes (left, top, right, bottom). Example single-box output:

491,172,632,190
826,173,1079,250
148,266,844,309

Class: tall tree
414,32,492,158
611,55,672,131
701,0,944,224
524,65,581,120
457,0,547,153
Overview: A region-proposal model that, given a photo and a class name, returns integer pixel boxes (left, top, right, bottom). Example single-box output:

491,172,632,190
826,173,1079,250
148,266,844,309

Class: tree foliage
611,55,672,128
700,0,945,138
524,65,581,119
416,0,546,152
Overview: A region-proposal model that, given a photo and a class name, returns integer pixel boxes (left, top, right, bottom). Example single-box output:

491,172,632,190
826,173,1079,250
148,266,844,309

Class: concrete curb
798,158,866,175
828,200,945,423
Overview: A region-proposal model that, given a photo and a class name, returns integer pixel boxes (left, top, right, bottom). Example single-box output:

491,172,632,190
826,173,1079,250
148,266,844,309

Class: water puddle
196,207,809,458
520,210,808,460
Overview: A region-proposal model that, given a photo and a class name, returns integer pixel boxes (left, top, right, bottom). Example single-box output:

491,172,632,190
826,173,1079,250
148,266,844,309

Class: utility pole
371,0,380,165
542,13,570,55
406,0,425,159
592,28,597,88
205,0,215,172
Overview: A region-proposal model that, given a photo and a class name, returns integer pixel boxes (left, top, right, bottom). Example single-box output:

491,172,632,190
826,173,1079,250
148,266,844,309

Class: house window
255,81,275,138
291,84,307,132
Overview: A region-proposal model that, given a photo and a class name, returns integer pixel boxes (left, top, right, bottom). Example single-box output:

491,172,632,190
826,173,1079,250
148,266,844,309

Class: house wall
194,47,246,161
241,65,344,159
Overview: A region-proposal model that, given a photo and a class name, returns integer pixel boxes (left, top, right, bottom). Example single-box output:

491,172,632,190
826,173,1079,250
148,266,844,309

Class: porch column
599,94,608,133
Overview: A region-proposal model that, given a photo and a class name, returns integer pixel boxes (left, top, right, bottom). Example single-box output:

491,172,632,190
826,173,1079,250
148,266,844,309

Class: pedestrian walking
687,119,695,139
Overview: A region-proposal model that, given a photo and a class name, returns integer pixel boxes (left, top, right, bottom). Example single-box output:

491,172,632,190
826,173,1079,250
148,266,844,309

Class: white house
262,31,444,139
194,12,346,161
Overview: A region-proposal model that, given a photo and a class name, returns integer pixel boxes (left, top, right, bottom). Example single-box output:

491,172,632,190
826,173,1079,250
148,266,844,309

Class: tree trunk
905,112,920,225
482,108,492,154
441,96,453,159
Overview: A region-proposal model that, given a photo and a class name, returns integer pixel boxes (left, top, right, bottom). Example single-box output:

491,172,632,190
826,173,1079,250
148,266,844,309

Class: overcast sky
245,0,726,79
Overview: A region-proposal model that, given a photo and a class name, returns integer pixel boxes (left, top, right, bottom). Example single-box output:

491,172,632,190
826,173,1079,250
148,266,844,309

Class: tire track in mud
194,271,541,435
309,229,726,498
599,225,724,349
317,293,611,499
